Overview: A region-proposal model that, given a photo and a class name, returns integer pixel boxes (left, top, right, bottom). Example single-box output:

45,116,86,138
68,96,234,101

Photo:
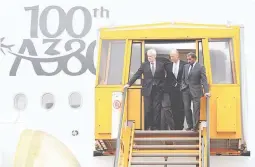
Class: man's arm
127,64,144,86
201,66,209,93
180,64,186,91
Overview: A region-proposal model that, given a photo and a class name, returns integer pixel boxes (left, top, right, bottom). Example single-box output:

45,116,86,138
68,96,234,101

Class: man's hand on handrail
205,92,211,97
124,84,130,89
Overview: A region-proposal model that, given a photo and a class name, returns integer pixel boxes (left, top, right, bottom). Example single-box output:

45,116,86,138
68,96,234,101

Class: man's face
187,55,196,64
147,54,155,63
170,53,179,62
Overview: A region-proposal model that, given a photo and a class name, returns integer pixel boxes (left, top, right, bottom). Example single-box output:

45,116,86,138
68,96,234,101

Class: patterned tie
151,63,155,76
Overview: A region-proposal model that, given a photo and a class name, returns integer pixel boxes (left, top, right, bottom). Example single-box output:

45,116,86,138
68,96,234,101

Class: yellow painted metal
122,39,131,84
198,125,202,167
122,126,132,167
126,40,145,130
95,87,122,137
127,123,136,167
95,22,242,143
198,40,206,121
95,39,102,86
101,26,237,40
127,90,141,129
216,96,237,132
202,127,208,167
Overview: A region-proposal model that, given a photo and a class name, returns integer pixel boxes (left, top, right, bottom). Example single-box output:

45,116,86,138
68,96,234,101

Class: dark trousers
170,88,185,130
161,93,175,130
182,88,201,129
144,86,163,130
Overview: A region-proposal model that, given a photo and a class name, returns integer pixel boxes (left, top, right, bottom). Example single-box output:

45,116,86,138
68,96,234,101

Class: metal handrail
113,87,128,167
206,96,210,167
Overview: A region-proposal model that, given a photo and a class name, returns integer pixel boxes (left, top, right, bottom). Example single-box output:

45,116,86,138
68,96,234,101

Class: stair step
133,150,199,154
133,145,199,149
135,130,198,135
132,152,199,157
131,161,199,165
134,137,199,142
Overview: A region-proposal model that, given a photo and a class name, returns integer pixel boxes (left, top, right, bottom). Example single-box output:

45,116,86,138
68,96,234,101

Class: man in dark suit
124,49,165,130
165,49,187,130
181,52,210,131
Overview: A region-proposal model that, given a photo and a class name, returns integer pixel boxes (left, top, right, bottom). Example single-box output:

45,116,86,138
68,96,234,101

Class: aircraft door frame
199,36,241,139
124,40,145,130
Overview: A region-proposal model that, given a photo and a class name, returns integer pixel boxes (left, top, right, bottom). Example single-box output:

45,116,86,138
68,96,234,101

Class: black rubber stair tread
131,160,199,165
132,152,199,157
134,137,199,141
135,130,198,135
133,145,199,149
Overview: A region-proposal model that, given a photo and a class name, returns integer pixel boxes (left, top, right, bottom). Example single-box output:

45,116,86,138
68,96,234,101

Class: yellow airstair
113,88,210,167
94,22,250,166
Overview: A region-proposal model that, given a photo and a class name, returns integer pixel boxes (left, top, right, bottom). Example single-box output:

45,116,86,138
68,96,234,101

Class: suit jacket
128,61,165,96
180,62,209,98
164,60,187,92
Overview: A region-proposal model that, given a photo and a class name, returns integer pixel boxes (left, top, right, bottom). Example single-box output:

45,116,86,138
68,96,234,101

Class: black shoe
192,128,198,132
185,127,192,131
167,125,175,130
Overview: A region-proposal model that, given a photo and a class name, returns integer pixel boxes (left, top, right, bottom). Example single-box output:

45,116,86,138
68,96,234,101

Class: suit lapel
188,62,197,78
177,61,183,80
153,61,158,76
186,64,190,79
148,61,154,77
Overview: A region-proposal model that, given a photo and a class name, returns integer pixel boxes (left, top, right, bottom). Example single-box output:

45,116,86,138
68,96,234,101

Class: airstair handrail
206,96,210,167
113,87,128,167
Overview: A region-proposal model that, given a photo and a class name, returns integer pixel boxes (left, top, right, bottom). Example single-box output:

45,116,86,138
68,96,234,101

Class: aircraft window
144,40,196,62
42,93,55,110
69,92,82,109
14,93,27,110
129,43,142,85
209,38,236,84
98,40,126,85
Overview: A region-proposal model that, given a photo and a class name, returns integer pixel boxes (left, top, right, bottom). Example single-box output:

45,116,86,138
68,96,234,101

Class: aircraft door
200,38,241,138
125,41,144,130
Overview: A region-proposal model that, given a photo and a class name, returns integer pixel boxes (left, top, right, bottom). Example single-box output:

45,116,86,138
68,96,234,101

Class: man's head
147,49,157,63
186,52,197,65
169,49,180,63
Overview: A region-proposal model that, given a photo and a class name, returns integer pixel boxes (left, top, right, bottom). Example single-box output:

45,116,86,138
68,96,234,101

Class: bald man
165,49,188,130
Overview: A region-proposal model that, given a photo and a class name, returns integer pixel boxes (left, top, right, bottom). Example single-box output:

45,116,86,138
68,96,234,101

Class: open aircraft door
201,36,241,140
124,41,145,130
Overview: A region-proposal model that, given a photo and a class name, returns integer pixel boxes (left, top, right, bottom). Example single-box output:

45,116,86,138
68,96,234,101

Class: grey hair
170,49,179,55
187,52,197,59
147,49,157,57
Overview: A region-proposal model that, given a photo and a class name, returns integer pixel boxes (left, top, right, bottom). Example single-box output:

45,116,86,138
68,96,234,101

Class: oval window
42,93,55,110
14,93,27,110
69,92,82,109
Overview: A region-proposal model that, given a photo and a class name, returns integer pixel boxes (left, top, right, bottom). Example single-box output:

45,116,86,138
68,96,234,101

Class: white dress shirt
188,61,196,74
172,60,180,78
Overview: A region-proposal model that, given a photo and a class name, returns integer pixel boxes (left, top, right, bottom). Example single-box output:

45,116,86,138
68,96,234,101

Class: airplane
0,0,254,167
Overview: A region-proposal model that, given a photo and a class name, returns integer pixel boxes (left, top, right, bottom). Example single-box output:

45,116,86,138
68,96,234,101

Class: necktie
151,63,155,76
174,63,178,78
188,64,193,75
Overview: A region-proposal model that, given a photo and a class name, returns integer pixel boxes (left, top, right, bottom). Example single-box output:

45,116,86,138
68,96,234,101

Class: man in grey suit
181,52,210,131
